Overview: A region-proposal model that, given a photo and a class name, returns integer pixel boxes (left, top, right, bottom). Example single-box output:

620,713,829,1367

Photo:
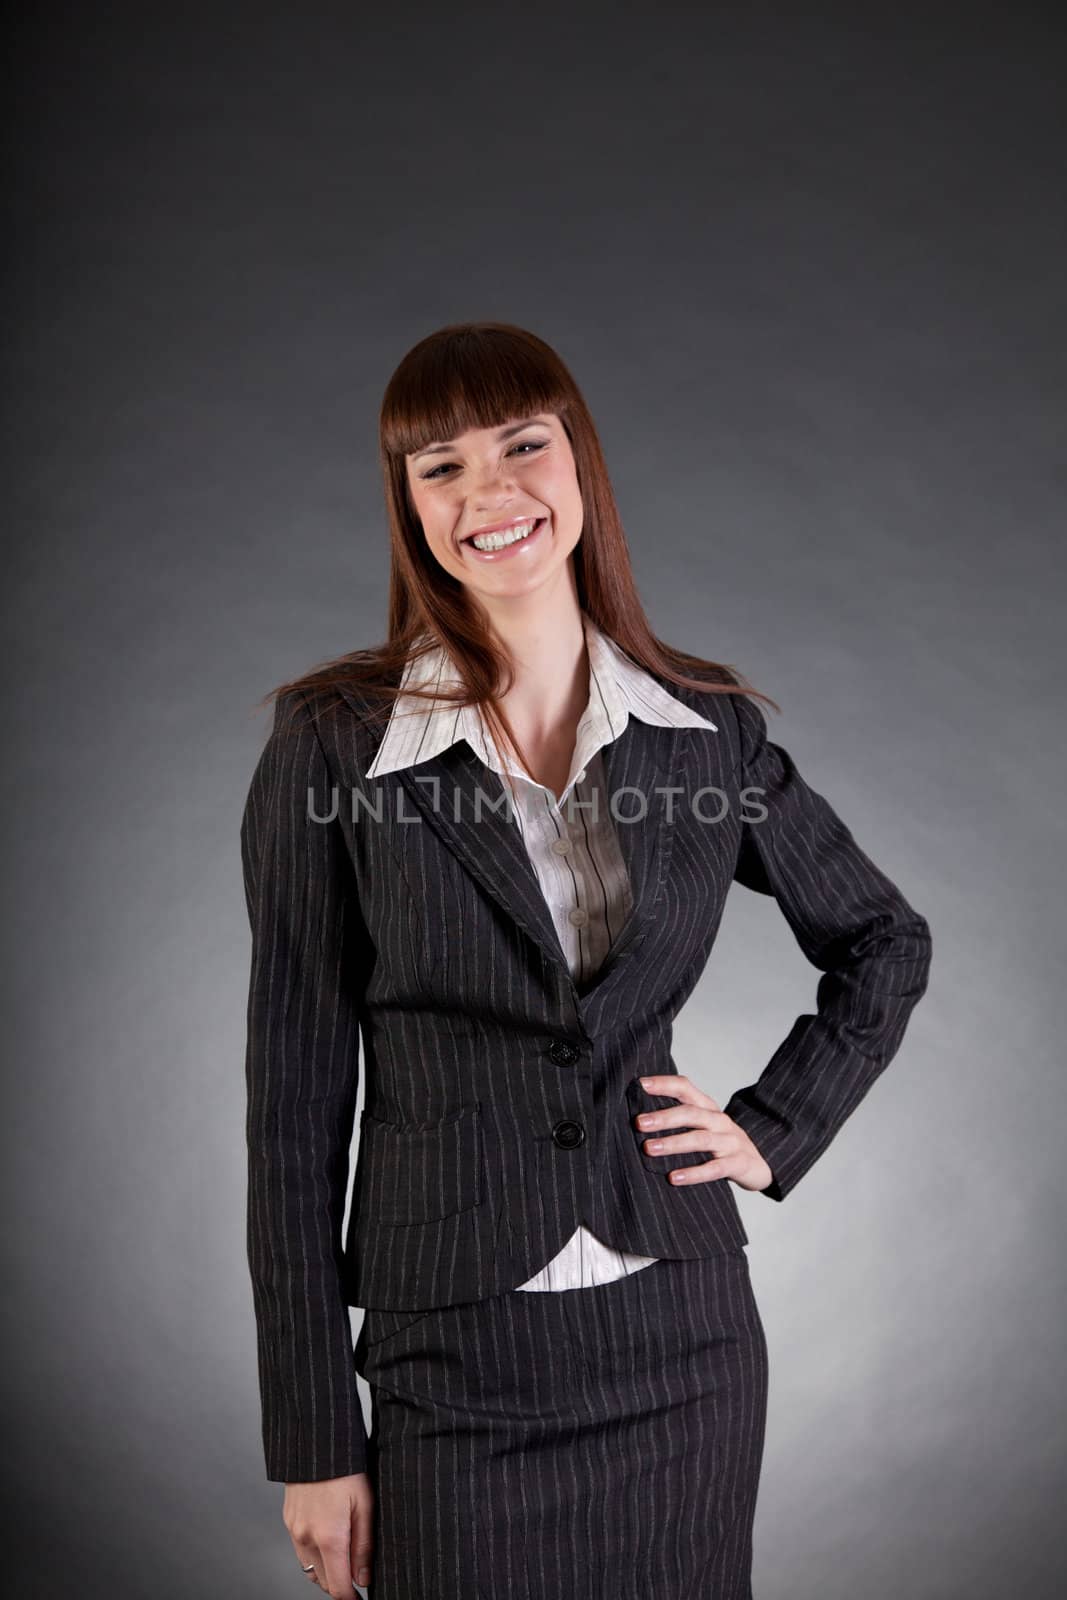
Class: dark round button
552,1119,586,1149
547,1040,580,1067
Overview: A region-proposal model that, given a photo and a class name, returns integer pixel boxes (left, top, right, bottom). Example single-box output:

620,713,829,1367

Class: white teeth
469,518,540,552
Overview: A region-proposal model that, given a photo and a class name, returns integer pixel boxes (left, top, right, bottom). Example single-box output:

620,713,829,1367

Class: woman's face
405,412,584,602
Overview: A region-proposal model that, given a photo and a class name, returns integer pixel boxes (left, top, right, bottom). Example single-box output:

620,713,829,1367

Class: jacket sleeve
722,692,933,1201
240,689,371,1482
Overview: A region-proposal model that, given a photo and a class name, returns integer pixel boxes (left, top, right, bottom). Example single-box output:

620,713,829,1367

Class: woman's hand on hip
283,1473,374,1597
634,1075,774,1193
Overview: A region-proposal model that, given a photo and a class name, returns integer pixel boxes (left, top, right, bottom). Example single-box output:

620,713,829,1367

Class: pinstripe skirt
353,1246,768,1599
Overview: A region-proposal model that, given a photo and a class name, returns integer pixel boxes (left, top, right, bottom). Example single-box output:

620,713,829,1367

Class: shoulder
656,671,775,783
651,663,749,729
292,673,400,787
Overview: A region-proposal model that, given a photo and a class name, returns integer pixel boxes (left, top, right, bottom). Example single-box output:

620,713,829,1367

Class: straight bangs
379,323,574,464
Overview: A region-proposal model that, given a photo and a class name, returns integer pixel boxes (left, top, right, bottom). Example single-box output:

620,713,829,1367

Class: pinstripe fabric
354,1248,769,1598
364,610,721,1292
240,628,932,1482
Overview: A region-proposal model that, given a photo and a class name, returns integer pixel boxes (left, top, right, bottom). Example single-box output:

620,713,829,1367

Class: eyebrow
410,415,553,461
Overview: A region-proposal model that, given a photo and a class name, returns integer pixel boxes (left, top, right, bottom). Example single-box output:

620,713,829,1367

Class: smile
462,517,547,559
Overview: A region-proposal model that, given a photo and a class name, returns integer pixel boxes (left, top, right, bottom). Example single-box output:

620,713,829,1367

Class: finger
667,1156,733,1184
635,1106,724,1134
642,1125,740,1155
639,1122,709,1156
351,1495,374,1593
318,1525,355,1599
292,1539,322,1588
638,1075,720,1111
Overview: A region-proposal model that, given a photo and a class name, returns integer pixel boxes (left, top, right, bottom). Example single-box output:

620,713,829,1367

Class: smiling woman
241,320,932,1599
262,324,774,773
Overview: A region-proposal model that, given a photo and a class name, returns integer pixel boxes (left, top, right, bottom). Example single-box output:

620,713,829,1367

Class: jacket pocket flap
358,1103,484,1225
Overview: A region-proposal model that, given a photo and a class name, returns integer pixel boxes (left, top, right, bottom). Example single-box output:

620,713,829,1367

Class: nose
470,458,519,508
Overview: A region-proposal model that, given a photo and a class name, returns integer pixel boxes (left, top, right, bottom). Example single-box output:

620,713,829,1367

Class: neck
481,583,589,742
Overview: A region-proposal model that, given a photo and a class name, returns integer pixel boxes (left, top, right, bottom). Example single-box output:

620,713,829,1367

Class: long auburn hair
256,320,778,789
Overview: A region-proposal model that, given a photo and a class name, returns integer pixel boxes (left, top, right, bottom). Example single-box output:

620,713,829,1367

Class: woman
240,321,933,1598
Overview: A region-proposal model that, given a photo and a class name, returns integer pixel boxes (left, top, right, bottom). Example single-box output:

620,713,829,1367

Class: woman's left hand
634,1075,774,1193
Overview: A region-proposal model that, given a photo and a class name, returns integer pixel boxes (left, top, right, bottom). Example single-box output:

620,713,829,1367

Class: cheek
560,492,586,551
540,471,584,541
421,520,463,574
409,487,449,544
563,471,585,528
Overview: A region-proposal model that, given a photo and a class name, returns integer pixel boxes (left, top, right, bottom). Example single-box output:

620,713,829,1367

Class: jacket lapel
388,716,692,994
591,716,690,993
392,740,568,971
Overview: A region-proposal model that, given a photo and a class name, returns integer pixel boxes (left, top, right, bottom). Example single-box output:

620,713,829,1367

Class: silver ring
301,1563,316,1573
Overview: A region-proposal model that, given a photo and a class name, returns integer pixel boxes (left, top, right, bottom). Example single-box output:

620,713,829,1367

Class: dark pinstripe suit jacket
240,669,932,1481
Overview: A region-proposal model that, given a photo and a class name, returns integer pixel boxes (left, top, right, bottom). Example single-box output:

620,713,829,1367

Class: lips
459,516,549,562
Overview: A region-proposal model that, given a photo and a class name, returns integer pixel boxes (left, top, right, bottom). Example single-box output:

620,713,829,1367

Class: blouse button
551,838,572,856
568,907,588,928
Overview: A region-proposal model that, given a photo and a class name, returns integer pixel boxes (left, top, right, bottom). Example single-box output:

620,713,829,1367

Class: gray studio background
6,5,1065,1597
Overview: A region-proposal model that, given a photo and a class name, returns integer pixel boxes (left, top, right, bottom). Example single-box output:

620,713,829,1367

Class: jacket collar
364,610,716,782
